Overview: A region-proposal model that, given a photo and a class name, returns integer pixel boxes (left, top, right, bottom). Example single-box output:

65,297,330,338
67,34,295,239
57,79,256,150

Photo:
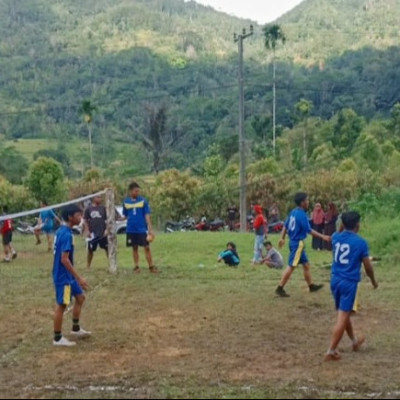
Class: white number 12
334,243,350,264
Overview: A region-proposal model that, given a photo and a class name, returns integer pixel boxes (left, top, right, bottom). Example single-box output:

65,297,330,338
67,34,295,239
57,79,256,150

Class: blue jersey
40,209,56,229
331,231,369,282
285,208,312,243
53,225,74,286
123,196,151,234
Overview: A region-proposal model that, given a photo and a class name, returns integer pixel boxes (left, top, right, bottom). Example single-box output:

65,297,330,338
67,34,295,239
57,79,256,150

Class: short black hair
294,192,308,206
3,205,9,213
341,211,361,231
61,205,81,222
227,241,236,250
264,240,272,247
129,182,140,191
41,200,48,206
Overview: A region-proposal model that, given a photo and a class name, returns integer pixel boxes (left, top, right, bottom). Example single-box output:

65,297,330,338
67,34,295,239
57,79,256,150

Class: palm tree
263,24,286,156
81,100,96,168
295,98,313,168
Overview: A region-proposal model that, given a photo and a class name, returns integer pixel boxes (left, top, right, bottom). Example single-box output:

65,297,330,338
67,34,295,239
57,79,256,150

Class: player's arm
363,256,378,289
279,227,287,248
145,213,154,236
311,229,331,242
61,252,89,291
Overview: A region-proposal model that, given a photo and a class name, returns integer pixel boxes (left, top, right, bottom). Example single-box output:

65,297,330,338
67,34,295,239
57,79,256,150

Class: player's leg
34,228,41,245
46,233,52,252
325,310,351,360
303,254,324,293
276,241,302,297
87,239,95,269
145,246,159,273
53,285,76,346
87,249,94,269
133,245,140,273
70,281,91,338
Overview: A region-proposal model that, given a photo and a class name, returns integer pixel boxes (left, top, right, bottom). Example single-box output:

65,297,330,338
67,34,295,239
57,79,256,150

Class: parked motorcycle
164,217,196,233
195,218,225,232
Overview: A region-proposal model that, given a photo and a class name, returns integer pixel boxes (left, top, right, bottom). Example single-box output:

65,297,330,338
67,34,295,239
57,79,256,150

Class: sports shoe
275,286,290,298
149,266,160,274
324,351,341,362
53,336,76,347
70,328,92,338
134,266,141,274
309,283,324,292
12,252,17,260
352,335,366,352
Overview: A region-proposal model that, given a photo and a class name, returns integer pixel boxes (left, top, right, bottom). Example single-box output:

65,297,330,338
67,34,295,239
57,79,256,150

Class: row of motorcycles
164,216,284,234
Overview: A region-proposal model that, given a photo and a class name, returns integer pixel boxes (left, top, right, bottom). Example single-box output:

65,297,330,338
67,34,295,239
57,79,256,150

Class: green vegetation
1,0,400,182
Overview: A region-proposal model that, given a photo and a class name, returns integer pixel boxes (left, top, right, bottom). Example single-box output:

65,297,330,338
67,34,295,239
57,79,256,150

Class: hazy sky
193,0,304,24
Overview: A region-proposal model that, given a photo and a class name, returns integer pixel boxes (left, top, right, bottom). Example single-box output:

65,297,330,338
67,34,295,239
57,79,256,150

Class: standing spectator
324,202,339,251
226,205,238,232
311,203,325,250
83,194,108,269
123,182,158,274
34,201,61,252
268,202,280,224
252,205,267,265
1,206,17,262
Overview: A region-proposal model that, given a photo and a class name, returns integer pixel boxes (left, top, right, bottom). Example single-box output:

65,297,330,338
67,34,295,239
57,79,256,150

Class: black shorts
88,236,108,252
2,231,12,246
126,233,149,248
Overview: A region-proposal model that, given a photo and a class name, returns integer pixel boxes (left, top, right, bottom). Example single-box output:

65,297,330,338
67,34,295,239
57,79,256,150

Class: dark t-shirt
84,205,107,238
227,207,238,221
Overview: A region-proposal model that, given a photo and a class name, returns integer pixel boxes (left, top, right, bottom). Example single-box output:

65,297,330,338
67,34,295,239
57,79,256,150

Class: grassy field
1,224,400,399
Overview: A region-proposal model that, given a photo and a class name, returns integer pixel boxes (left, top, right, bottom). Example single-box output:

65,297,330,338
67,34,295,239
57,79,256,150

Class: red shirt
254,214,267,235
1,219,12,235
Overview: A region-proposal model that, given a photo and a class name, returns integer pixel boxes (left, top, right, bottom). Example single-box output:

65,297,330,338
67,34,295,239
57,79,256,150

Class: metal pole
234,26,253,233
238,36,247,233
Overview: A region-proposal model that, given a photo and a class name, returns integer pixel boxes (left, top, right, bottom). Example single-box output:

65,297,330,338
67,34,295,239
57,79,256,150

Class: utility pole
234,25,253,233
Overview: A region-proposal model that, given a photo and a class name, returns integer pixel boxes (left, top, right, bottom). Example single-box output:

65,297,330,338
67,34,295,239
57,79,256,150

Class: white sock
327,349,336,355
352,337,358,345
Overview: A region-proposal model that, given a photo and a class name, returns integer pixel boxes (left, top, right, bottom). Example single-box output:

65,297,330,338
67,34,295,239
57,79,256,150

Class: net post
106,188,117,274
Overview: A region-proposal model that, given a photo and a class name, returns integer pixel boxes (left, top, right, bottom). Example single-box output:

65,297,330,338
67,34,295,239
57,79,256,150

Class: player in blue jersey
123,182,158,274
276,192,331,298
325,211,378,361
52,205,91,347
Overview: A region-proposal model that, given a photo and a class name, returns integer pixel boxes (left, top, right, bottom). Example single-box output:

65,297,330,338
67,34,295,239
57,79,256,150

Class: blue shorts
42,225,54,234
331,276,358,312
55,280,83,306
288,240,308,267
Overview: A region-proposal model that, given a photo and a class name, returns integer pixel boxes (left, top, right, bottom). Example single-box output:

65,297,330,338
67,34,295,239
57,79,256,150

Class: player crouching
325,211,378,361
53,205,91,347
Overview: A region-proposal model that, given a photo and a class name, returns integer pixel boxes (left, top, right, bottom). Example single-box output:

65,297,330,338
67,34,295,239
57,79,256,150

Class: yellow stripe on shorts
293,240,305,267
63,285,71,306
353,285,360,312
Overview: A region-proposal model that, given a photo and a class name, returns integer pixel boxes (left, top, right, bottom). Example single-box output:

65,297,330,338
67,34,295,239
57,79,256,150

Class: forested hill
278,0,400,65
1,0,400,180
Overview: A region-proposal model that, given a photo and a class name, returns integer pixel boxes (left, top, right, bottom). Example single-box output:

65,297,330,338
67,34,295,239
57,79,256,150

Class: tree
26,157,65,203
80,100,96,169
295,99,313,168
263,24,286,156
0,145,29,184
142,104,169,174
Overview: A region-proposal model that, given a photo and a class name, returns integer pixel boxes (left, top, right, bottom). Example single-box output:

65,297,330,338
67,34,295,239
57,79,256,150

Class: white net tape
0,190,106,222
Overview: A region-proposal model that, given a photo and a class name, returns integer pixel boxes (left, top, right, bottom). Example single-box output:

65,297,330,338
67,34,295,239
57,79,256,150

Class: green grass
1,221,400,399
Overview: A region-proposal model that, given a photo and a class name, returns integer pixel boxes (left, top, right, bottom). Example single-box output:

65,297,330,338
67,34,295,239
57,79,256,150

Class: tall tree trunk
272,50,276,156
88,124,94,168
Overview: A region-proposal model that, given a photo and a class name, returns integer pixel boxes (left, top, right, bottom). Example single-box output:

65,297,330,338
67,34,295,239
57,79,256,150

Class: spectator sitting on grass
218,242,240,267
263,241,284,269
